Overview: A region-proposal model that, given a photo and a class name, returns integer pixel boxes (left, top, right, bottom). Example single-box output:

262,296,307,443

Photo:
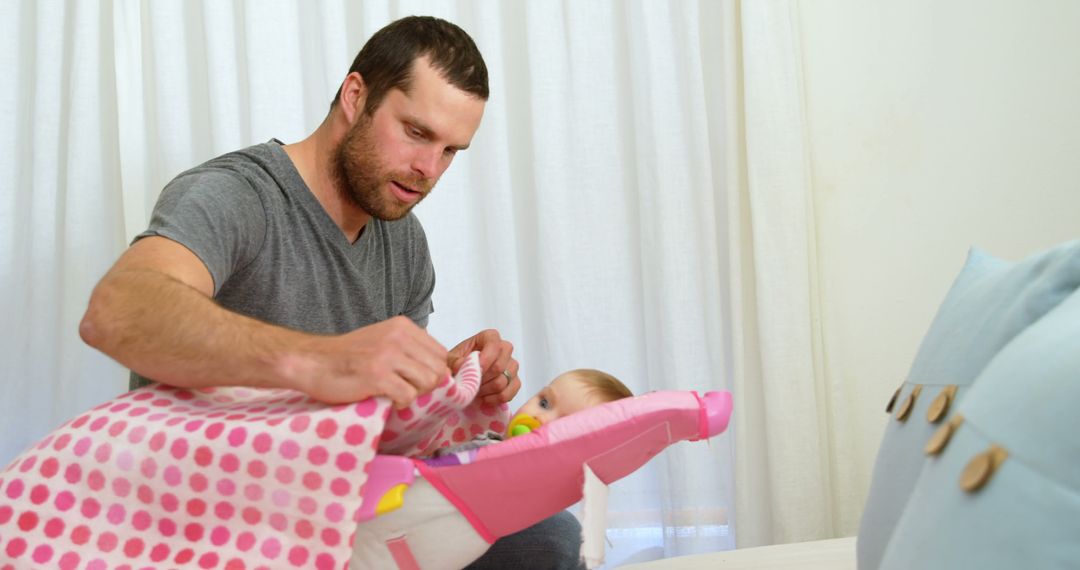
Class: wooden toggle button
925,414,964,456
926,385,958,424
885,385,902,414
895,385,922,422
960,444,1009,493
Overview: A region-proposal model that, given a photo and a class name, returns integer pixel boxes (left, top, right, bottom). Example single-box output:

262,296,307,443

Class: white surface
350,478,489,570
582,465,610,569
619,537,856,570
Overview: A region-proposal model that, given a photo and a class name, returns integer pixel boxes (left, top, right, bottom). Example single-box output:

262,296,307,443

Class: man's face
512,373,604,426
333,57,485,221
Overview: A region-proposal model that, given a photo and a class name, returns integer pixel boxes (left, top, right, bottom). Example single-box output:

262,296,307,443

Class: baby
507,368,633,434
433,369,633,457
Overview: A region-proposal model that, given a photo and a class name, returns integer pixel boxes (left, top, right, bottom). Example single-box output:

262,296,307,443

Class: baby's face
511,373,604,426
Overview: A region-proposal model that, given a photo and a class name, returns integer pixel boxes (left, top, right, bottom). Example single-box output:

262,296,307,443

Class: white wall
798,0,1080,533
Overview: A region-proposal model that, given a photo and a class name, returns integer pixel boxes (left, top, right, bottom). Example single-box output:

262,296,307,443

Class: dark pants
465,511,587,570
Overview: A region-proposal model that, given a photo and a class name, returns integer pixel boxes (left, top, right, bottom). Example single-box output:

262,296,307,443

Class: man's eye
539,397,550,410
407,126,424,138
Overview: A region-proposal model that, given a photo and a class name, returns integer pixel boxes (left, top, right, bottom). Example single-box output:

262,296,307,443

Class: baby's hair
569,369,633,403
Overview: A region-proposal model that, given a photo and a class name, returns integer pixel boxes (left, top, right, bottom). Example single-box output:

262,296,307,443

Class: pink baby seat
0,353,731,570
351,389,732,569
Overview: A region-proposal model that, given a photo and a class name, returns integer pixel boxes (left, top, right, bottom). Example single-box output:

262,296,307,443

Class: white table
619,536,856,570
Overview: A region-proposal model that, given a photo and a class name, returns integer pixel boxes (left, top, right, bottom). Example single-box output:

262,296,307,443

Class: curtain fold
1,1,736,566
1,0,130,467
730,0,840,547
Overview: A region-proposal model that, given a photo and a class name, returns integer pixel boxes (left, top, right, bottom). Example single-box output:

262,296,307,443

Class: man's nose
411,146,442,179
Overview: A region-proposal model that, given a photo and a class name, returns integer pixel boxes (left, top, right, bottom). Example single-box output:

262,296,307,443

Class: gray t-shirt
129,140,435,389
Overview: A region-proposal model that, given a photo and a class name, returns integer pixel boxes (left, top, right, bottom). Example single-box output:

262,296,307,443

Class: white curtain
1,0,131,468
1,0,743,565
730,0,844,547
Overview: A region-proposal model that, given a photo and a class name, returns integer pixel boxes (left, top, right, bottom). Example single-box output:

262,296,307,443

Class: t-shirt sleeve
133,169,266,295
403,220,436,328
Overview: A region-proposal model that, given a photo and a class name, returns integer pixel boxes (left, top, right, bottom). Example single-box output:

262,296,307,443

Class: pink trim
357,455,416,522
702,391,733,436
692,391,707,441
414,460,497,544
386,536,421,570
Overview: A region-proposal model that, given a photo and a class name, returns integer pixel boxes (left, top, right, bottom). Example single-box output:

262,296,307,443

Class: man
80,15,584,569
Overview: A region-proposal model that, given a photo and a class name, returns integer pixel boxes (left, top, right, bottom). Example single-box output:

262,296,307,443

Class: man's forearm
80,268,313,392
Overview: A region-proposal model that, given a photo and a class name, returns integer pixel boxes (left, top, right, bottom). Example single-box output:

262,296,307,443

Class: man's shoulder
179,141,282,182
163,141,297,207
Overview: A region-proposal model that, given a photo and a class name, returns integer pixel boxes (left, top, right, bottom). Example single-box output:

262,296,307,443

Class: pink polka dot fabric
0,352,504,569
378,354,508,456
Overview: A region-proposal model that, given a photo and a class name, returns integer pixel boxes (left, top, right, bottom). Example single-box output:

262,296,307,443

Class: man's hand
448,329,521,406
294,316,450,408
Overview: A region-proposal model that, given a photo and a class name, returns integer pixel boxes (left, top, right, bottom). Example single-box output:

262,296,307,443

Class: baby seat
0,352,730,570
351,389,733,569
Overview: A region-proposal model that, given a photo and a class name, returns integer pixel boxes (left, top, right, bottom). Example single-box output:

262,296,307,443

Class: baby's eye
538,397,551,410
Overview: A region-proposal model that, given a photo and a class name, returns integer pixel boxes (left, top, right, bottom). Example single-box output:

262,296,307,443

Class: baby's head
512,369,633,427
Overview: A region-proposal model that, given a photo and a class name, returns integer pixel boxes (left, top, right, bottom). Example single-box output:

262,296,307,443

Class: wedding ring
502,369,513,381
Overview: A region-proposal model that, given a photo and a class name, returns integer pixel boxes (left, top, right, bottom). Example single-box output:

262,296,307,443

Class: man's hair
571,369,634,403
331,15,489,115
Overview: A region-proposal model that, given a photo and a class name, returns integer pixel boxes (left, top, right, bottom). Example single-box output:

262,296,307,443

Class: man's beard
332,115,432,221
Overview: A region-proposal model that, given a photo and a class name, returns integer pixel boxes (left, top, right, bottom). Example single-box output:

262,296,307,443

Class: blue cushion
857,241,1080,569
879,286,1080,569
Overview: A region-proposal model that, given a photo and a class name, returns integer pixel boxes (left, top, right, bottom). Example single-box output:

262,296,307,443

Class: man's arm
80,236,449,406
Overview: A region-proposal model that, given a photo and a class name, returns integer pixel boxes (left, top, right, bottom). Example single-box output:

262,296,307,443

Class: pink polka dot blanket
0,352,502,569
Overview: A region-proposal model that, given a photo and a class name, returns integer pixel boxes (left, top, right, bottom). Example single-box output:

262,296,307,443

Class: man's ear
338,71,367,124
